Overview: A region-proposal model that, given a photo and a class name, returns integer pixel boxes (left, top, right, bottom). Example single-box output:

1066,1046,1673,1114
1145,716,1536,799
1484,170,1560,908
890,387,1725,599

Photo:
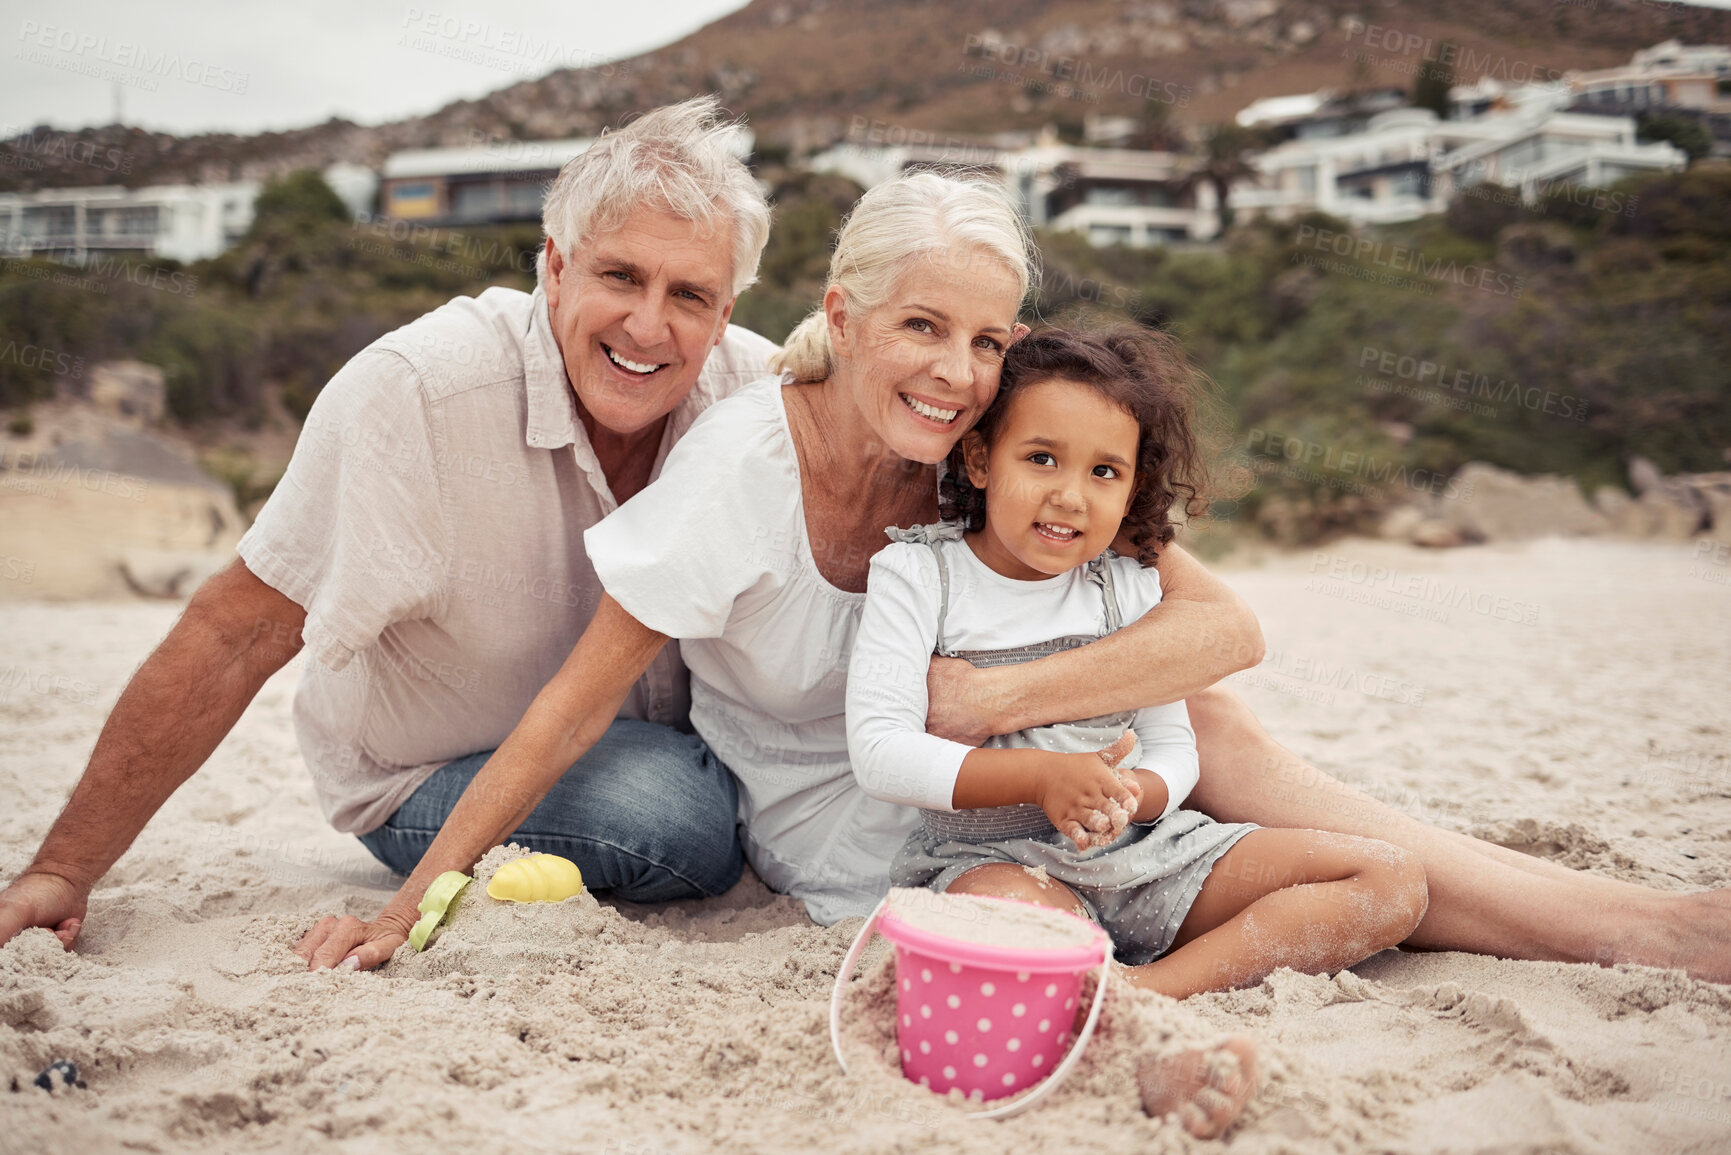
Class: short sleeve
584,383,790,640
847,542,971,810
1106,551,1164,621
238,349,447,670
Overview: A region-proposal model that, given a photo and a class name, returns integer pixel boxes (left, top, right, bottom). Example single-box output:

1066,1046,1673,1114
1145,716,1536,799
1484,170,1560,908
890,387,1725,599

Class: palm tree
1198,123,1265,233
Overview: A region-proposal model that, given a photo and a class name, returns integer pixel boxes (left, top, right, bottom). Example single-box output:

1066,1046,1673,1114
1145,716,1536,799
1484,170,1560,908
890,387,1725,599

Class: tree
1411,43,1456,119
1637,113,1712,164
250,170,350,233
1199,123,1266,233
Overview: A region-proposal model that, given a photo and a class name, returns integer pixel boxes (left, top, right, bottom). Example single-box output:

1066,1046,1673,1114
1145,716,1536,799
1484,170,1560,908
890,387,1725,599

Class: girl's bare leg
1186,684,1731,981
1121,829,1428,999
946,864,1259,1138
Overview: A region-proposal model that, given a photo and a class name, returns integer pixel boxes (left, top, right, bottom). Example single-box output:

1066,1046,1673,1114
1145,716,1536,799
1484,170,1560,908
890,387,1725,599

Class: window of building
90,205,160,239
1088,224,1134,247
21,205,77,240
451,181,501,219
1084,186,1136,207
388,182,440,218
504,180,547,216
1389,169,1425,198
1082,183,1179,208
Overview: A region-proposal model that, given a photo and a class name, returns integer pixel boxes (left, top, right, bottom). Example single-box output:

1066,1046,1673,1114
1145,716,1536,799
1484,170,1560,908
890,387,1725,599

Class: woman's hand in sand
1036,733,1140,851
294,908,417,972
0,870,88,951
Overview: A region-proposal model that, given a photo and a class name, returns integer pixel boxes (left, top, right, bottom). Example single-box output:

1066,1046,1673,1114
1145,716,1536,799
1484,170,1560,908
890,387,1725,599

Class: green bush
1637,113,1713,164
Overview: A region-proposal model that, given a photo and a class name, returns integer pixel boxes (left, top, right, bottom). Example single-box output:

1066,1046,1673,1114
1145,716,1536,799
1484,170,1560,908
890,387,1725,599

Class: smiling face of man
542,205,738,440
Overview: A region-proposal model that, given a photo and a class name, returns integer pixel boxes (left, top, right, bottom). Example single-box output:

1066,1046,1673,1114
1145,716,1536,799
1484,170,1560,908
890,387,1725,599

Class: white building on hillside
0,182,259,263
805,135,1219,247
1230,91,1685,225
1430,107,1685,202
379,138,593,224
0,160,376,264
1570,40,1731,114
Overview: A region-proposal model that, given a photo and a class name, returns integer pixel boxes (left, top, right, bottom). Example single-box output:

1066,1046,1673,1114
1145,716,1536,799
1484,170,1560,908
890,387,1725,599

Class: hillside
5,0,1731,190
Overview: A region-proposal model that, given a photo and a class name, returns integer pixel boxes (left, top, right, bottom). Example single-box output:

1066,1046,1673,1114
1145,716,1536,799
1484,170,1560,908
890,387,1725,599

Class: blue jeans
355,718,744,902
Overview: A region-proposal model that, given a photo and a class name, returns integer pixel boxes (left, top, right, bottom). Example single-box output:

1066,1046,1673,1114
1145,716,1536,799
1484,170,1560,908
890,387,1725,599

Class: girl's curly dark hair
939,325,1211,564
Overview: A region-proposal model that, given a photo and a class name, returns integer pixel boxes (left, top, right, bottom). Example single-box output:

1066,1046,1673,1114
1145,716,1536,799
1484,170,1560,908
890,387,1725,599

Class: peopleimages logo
1245,429,1473,501
91,257,197,297
1342,20,1569,88
962,32,1192,106
15,21,250,93
1455,172,1639,220
0,339,83,377
1307,552,1541,626
1358,346,1587,423
1296,224,1525,299
0,125,133,175
398,8,631,77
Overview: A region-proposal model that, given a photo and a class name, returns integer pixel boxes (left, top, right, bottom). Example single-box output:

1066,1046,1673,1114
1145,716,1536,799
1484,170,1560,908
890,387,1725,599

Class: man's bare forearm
977,544,1264,733
26,560,305,891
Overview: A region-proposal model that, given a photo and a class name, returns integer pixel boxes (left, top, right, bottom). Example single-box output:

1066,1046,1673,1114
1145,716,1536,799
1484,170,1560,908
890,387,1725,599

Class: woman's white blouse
585,377,918,925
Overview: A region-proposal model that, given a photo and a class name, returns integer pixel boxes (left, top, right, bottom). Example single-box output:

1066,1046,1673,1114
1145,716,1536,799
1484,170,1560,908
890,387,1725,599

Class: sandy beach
3,536,1729,1154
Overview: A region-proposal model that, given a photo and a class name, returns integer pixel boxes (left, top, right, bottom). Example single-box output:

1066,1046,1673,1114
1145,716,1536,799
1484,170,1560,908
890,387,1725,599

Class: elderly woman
297,173,1731,978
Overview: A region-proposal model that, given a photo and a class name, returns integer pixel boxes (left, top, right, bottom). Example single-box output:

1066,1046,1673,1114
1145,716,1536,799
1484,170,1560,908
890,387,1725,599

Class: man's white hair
537,95,771,299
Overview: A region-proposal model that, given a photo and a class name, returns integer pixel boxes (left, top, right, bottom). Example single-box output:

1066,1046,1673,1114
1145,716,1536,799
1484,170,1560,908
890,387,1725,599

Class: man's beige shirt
238,285,778,833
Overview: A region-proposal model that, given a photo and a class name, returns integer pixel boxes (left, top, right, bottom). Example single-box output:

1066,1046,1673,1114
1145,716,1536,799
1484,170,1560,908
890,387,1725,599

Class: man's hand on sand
0,871,88,951
294,912,415,972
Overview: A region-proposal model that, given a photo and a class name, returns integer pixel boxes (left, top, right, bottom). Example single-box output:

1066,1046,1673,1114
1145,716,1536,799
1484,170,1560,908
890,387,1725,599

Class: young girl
847,326,1429,1000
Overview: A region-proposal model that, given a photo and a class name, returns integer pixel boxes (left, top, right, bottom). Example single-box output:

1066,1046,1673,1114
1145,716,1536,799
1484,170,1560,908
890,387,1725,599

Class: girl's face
827,248,1028,466
962,377,1140,581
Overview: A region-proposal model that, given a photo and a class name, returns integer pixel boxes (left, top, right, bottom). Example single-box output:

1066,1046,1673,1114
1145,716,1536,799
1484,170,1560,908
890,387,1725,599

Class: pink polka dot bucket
830,887,1111,1119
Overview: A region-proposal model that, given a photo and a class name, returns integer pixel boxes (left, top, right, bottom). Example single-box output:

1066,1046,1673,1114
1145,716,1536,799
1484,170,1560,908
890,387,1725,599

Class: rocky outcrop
1379,457,1731,547
0,405,242,600
1618,455,1731,540
119,549,231,599
1380,462,1605,546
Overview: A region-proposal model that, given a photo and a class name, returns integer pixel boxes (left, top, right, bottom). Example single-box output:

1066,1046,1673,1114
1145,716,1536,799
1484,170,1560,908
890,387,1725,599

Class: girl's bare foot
1136,1035,1259,1139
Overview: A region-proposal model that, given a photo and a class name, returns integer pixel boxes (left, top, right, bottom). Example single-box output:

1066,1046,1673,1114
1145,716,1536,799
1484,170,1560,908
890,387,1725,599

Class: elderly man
0,97,783,946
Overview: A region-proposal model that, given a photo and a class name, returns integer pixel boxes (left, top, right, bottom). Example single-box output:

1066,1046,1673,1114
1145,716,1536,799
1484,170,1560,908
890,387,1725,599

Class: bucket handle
829,897,1112,1121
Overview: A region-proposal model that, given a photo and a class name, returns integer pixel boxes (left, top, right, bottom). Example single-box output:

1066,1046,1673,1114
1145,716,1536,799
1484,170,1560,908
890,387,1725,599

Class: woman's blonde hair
770,172,1036,383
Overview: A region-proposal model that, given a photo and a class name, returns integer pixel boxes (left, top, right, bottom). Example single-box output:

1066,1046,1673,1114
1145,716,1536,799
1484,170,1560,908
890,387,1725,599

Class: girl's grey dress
884,524,1256,965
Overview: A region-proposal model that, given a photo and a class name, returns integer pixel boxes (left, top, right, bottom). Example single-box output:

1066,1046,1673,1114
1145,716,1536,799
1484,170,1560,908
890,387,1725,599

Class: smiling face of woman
828,248,1028,466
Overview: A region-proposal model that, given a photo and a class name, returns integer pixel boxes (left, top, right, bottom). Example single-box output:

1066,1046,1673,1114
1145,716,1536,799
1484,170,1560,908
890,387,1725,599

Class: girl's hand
1114,770,1146,828
1037,732,1139,851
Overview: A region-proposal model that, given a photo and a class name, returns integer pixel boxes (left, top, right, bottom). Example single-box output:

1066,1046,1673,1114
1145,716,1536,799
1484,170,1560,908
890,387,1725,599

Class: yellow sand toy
486,853,585,903
408,870,472,951
405,853,586,953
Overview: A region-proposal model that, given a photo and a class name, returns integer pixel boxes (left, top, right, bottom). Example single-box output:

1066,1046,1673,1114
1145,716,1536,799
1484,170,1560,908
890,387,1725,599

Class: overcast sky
1,0,753,136
5,0,1730,138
